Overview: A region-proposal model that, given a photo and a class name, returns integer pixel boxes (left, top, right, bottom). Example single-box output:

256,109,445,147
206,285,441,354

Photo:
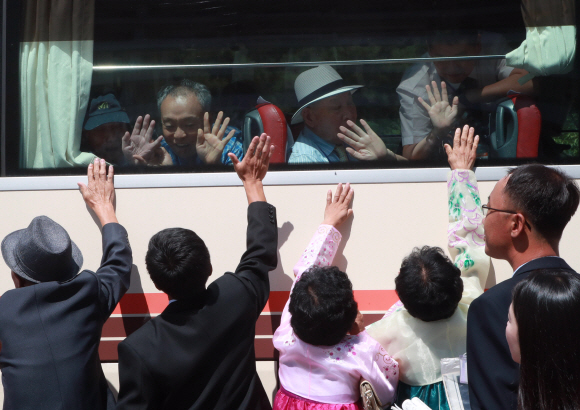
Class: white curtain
20,0,96,168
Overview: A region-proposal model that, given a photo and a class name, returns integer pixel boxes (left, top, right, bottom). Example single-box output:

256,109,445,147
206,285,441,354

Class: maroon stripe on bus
99,339,278,362
99,313,385,362
101,313,384,339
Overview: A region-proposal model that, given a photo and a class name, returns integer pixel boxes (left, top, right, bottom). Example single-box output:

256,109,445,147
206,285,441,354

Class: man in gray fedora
0,159,132,410
288,65,404,164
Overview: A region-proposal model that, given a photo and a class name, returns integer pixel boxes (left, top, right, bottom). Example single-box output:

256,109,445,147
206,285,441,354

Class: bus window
2,0,578,179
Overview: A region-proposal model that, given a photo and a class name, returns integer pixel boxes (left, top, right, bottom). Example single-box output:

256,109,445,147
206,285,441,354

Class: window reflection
7,0,579,173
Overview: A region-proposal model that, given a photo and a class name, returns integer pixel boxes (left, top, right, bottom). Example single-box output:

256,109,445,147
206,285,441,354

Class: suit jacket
116,201,278,410
466,256,575,410
0,223,132,410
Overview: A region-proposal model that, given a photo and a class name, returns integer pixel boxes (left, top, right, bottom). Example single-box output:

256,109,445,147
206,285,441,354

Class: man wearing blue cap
83,94,157,165
0,159,132,410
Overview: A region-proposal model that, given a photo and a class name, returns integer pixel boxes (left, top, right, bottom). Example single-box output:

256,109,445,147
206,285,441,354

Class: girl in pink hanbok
272,183,398,410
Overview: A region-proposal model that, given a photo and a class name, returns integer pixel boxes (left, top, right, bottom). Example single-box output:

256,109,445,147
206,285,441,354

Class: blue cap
84,94,131,130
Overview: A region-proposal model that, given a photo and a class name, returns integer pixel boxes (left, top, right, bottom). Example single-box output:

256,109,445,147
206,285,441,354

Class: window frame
1,165,580,191
2,0,579,188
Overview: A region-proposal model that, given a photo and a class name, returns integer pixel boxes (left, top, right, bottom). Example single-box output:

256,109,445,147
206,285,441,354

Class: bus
1,0,579,403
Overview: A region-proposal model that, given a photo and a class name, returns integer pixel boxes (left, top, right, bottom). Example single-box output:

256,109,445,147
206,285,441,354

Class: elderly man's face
84,122,128,164
430,41,480,85
160,93,204,159
303,92,357,145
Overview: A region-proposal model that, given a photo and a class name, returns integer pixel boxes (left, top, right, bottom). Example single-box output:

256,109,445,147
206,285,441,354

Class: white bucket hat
291,65,363,125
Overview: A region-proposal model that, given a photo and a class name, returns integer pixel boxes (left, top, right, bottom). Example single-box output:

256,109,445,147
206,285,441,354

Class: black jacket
0,223,132,410
116,202,278,410
466,256,575,410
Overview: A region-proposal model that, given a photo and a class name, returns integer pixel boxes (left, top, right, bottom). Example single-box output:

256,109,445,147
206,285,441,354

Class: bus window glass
3,0,578,176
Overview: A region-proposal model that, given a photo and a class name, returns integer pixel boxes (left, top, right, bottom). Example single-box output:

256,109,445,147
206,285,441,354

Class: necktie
334,145,349,162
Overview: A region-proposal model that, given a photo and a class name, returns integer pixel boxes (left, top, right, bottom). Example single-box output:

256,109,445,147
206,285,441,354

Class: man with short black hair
467,164,580,410
116,134,278,410
145,228,212,299
0,159,132,410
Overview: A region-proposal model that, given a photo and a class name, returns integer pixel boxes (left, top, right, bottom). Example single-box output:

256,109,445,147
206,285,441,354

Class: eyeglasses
482,204,532,230
482,204,519,216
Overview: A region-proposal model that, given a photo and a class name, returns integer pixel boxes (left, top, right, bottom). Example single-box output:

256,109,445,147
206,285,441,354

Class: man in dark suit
467,164,580,410
116,133,277,410
0,159,132,410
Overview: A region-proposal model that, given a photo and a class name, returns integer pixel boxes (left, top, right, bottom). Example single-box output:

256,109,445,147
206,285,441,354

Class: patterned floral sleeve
447,170,491,303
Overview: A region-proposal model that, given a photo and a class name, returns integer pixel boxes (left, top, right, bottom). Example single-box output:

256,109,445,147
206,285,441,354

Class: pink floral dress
273,225,398,410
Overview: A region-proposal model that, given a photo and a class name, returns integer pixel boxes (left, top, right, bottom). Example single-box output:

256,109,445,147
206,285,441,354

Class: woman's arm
445,126,490,301
280,184,354,327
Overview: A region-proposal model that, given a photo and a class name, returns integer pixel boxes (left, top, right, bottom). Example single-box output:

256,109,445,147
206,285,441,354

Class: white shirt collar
513,256,562,276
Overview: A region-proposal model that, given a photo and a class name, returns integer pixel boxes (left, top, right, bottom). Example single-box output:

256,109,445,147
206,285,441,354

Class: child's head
289,266,358,346
395,246,463,322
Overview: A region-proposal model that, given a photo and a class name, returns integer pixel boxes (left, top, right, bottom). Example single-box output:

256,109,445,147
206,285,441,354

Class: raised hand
444,125,479,171
229,133,274,203
196,111,236,164
418,81,459,137
322,183,354,228
78,158,118,226
122,115,165,165
338,120,392,161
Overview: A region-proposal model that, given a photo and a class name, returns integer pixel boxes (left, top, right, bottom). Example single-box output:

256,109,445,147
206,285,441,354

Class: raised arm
445,125,490,301
229,133,274,204
276,184,354,332
228,134,278,311
78,158,117,226
293,183,354,279
78,158,132,316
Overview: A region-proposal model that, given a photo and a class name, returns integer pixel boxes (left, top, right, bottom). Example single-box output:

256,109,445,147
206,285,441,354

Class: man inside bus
288,65,404,163
398,30,536,160
467,164,579,410
123,80,244,166
83,93,132,165
116,134,277,410
0,159,132,410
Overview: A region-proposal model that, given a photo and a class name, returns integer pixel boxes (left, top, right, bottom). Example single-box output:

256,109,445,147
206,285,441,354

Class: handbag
360,379,390,410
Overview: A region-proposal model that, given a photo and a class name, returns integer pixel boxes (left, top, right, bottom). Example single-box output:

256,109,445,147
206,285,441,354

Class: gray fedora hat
291,65,363,125
1,216,83,283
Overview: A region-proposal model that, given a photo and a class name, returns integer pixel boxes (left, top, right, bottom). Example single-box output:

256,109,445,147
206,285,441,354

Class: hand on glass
229,133,274,183
322,183,354,228
122,115,165,165
78,158,118,225
337,120,396,161
445,125,479,171
196,111,236,164
418,81,459,136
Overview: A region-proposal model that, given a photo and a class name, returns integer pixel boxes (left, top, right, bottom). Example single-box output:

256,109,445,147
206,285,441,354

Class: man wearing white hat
289,65,404,164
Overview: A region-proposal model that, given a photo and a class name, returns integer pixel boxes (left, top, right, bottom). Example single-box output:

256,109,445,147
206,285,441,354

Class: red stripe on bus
112,290,399,315
101,313,386,339
99,339,279,362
